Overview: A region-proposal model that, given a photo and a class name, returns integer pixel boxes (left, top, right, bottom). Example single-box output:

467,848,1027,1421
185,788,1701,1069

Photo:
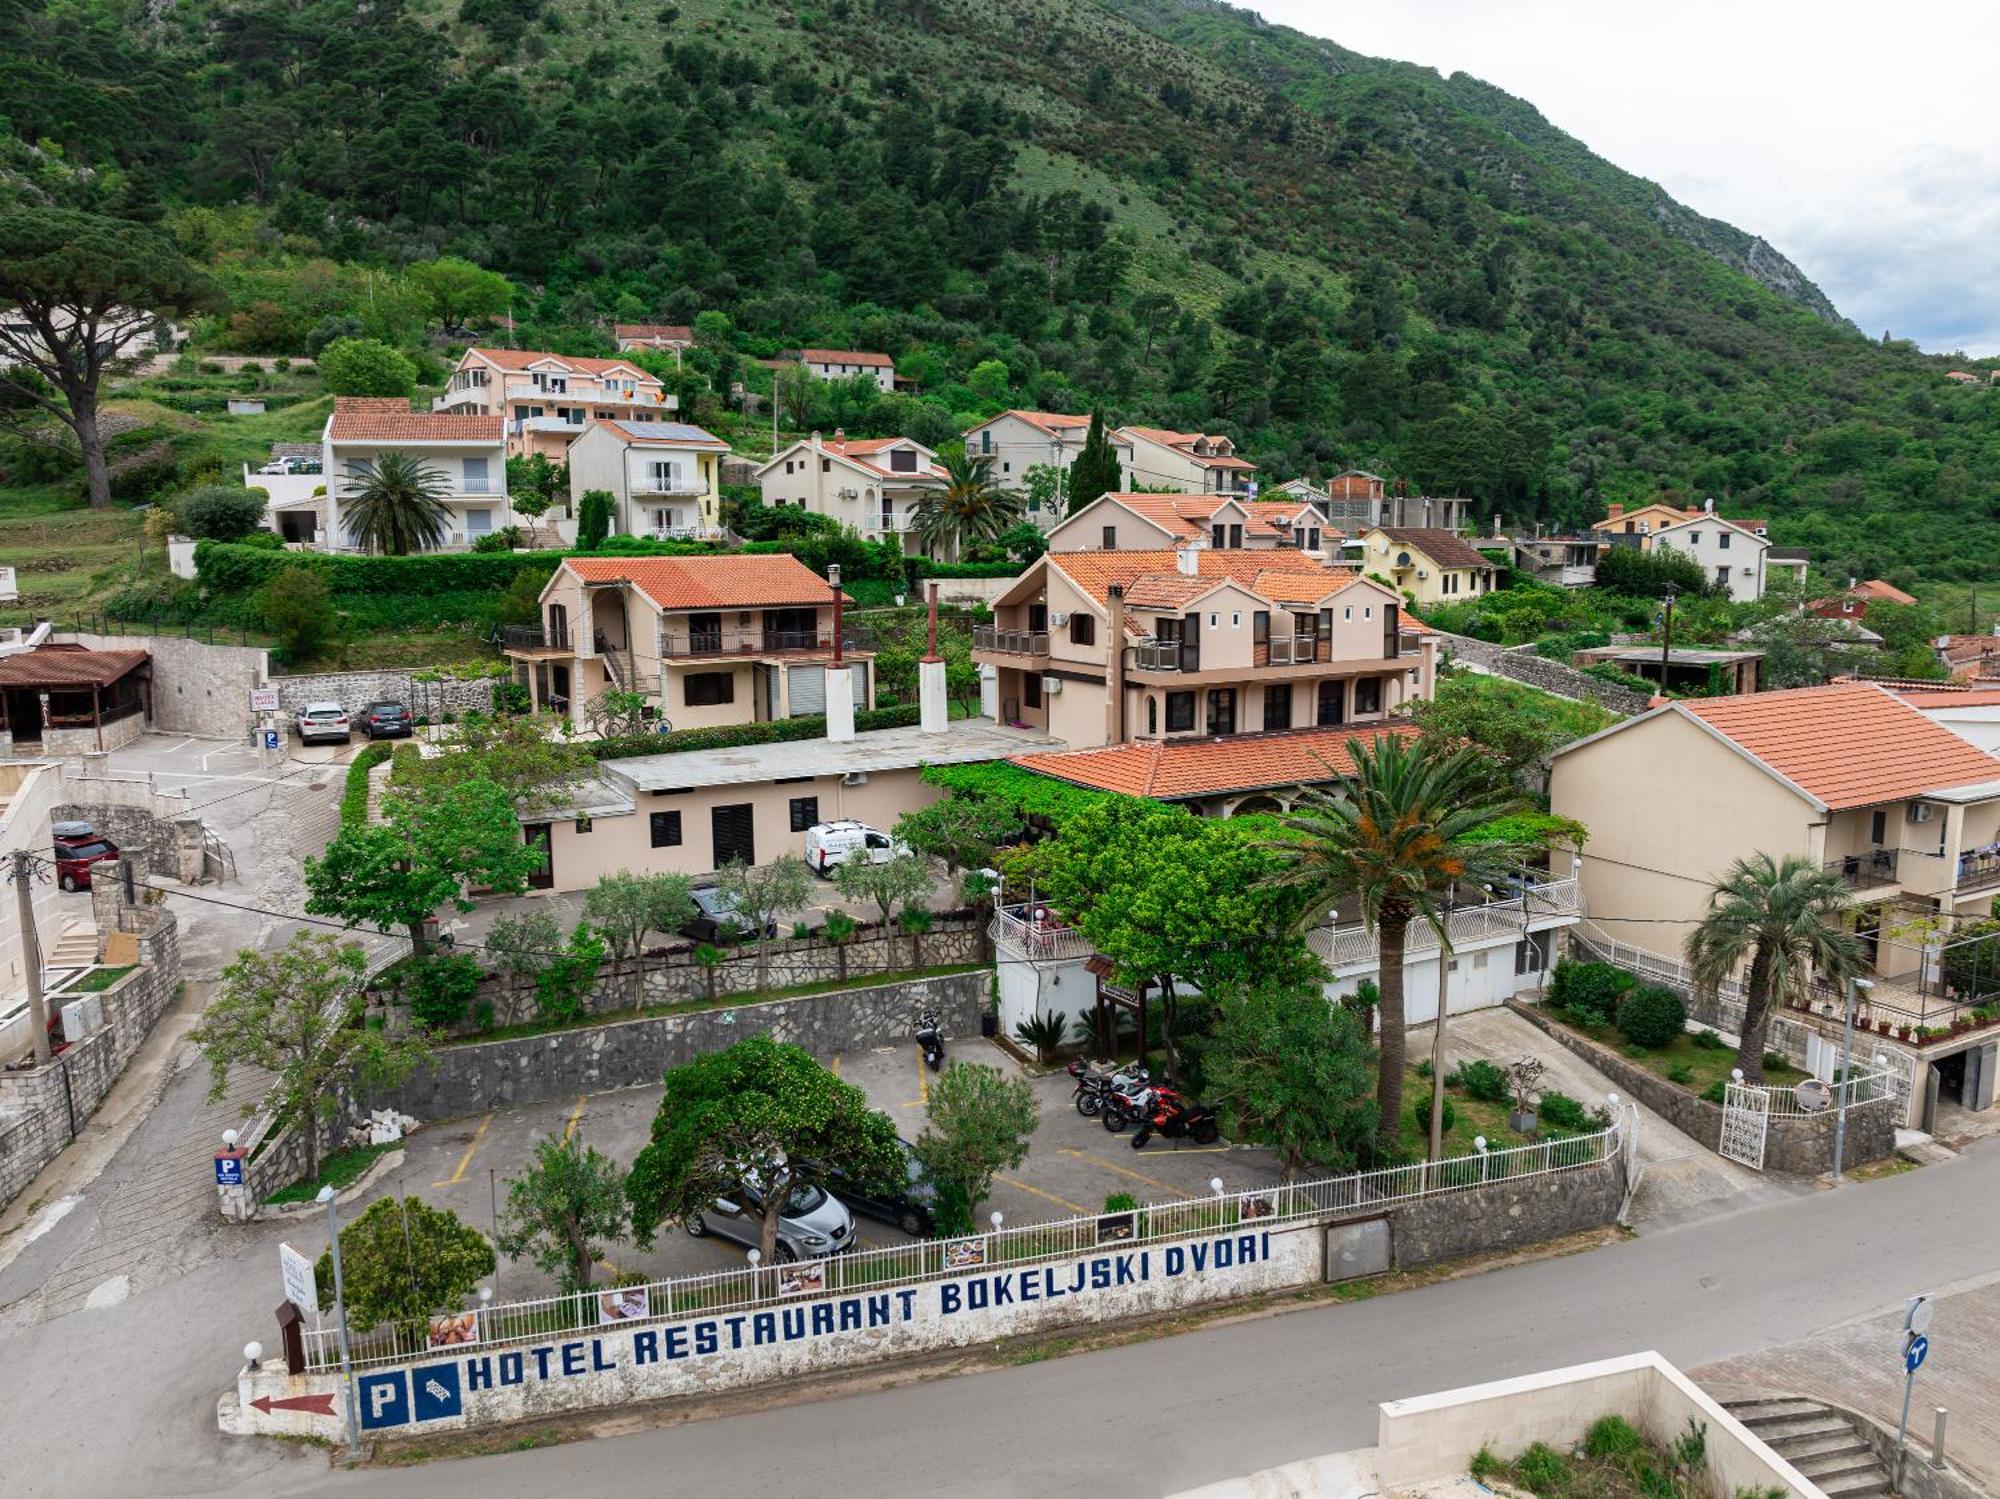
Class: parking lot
365,1038,1285,1297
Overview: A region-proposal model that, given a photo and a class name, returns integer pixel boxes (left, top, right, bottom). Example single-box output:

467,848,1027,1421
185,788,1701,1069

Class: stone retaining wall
270,667,498,722
1432,630,1651,715
64,631,268,738
1509,1000,1895,1175
371,968,991,1120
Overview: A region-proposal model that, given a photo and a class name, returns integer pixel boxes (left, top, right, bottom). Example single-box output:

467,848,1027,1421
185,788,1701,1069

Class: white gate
1719,1082,1771,1170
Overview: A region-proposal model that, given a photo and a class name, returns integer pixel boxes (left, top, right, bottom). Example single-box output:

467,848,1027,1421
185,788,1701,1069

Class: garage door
712,803,755,868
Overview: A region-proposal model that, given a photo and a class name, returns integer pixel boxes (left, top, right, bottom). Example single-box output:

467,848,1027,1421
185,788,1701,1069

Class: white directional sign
250,687,281,713
280,1241,317,1314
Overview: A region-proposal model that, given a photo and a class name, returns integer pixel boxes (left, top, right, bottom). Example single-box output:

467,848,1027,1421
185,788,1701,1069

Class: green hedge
193,539,573,598
920,760,1137,820
589,703,921,761
341,744,392,826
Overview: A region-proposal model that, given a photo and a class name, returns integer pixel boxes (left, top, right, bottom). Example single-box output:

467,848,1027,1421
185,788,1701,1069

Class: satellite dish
1793,1078,1832,1113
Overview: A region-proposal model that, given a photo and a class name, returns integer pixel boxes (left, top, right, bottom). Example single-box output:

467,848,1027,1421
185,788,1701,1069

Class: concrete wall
372,968,991,1119
64,630,269,739
1375,1351,1818,1498
1390,1146,1629,1267
270,668,497,722
1436,630,1651,716
0,761,64,1013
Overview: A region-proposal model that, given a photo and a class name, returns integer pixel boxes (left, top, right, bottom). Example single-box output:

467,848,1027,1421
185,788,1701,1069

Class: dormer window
889,448,918,473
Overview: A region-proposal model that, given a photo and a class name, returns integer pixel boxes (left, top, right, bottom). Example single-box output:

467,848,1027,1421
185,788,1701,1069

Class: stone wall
1432,630,1651,716
270,668,497,722
372,968,991,1120
1510,1001,1896,1175
64,630,268,738
1390,1148,1630,1267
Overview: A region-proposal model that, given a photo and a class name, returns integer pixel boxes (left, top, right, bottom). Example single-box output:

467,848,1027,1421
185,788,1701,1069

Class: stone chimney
832,427,846,444
918,582,947,735
825,563,854,742
1175,546,1200,576
1105,585,1126,744
1607,502,1624,520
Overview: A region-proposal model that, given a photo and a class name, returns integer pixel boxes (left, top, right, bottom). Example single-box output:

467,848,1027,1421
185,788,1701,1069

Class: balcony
510,415,584,436
1308,877,1581,972
990,903,1095,963
657,629,848,659
501,624,572,653
1133,639,1184,671
633,480,708,498
1827,848,1900,893
1956,848,2000,895
642,525,731,543
1262,635,1320,666
973,626,1050,656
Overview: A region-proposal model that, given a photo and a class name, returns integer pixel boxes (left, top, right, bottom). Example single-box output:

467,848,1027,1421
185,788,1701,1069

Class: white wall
1323,934,1548,1025
0,763,66,1046
1920,704,2000,754
997,952,1097,1041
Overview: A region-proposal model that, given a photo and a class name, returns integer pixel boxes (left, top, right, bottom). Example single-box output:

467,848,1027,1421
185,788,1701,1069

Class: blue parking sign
263,729,280,750
214,1154,244,1187
411,1362,463,1422
357,1371,410,1430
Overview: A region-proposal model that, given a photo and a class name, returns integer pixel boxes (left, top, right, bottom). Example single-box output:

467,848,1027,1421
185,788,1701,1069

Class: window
1317,680,1345,726
980,430,992,454
1718,530,1732,549
785,459,794,474
1229,524,1243,549
649,810,683,847
1023,673,1043,709
1208,612,1218,628
1870,810,1887,844
789,796,819,832
1206,688,1236,736
890,449,918,473
1263,683,1292,731
1002,462,1011,473
1382,603,1400,660
1715,566,1729,587
1102,525,1117,549
1363,606,1373,619
464,509,493,535
1070,613,1096,645
462,457,490,494
1211,523,1226,549
821,458,832,472
1147,697,1158,735
1343,606,1352,621
684,671,735,706
1166,691,1195,732
1229,612,1241,628
1354,677,1382,715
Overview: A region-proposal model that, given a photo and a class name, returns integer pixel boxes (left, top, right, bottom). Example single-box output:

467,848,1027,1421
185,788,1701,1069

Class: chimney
825,563,854,742
918,582,947,735
832,427,846,444
1105,585,1126,744
1176,546,1200,576
1704,497,1715,513
1607,503,1624,520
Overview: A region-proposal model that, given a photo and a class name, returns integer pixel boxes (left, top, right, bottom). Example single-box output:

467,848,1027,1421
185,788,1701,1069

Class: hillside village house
1277,471,1473,535
1550,681,2000,1128
1812,578,1918,624
1358,526,1498,605
972,547,1437,787
799,348,896,391
1116,426,1257,494
565,420,730,540
960,411,1135,515
1591,501,1696,540
754,430,945,553
1647,509,1771,603
613,323,694,355
433,348,674,459
323,398,513,552
1047,493,1328,555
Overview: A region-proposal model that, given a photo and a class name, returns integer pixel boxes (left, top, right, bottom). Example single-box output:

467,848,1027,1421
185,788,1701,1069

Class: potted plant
1507,1057,1546,1136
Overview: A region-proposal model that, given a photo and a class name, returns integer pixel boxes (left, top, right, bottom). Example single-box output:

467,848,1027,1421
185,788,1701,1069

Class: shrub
1700,1080,1727,1104
340,744,392,826
318,336,417,397
1513,1442,1573,1495
408,953,482,1032
254,565,333,660
1548,959,1633,1026
1013,1011,1066,1064
490,680,531,715
176,484,270,542
1451,1058,1510,1104
1666,1061,1694,1085
1537,1090,1592,1131
471,525,522,553
578,489,614,550
1762,1050,1788,1072
1690,1028,1726,1050
1616,985,1688,1048
1584,1414,1645,1460
1411,1096,1456,1136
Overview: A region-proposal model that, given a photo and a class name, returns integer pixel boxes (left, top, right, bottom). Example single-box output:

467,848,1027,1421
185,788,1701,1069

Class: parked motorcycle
1066,1059,1149,1118
1101,1077,1182,1134
914,1008,944,1071
1130,1099,1222,1149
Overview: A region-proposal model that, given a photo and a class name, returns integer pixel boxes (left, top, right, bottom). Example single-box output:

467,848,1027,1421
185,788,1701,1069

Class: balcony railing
633,480,708,497
502,625,570,652
644,525,731,543
1308,877,1581,971
1263,635,1320,666
973,626,1049,656
1827,848,1900,891
1956,848,2000,895
989,904,1095,963
657,630,842,658
1133,639,1184,671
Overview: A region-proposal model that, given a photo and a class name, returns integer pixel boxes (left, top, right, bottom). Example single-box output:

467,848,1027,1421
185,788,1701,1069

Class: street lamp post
317,1186,362,1458
1658,583,1679,688
1834,975,1875,1182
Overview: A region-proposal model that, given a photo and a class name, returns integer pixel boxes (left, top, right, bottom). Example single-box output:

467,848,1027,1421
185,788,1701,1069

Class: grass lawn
263,1139,399,1205
1553,1012,1806,1096
71,965,136,993
1397,1065,1531,1158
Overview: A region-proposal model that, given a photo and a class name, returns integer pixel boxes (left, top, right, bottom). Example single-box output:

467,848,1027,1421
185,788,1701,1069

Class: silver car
685,1178,857,1262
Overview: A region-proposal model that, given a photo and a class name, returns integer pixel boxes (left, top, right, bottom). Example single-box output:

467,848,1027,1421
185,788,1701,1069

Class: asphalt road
278,1139,2000,1499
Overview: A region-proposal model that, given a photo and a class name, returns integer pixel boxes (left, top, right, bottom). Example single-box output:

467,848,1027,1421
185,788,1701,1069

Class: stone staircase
1723,1397,1891,1498
44,919,100,970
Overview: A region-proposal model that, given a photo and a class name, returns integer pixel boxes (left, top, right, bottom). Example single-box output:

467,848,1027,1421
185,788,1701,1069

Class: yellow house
1589,501,1695,540
1359,527,1497,606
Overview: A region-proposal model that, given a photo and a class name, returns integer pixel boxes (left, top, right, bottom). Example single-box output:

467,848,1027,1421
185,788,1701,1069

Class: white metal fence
1311,878,1581,970
299,1119,1625,1374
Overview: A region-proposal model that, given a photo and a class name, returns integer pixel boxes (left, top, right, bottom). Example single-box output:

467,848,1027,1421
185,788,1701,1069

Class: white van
804,820,908,874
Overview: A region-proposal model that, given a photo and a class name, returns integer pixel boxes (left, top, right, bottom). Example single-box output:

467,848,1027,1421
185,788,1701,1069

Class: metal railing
298,1118,1623,1375
1956,849,2000,894
1826,848,1900,890
633,481,708,497
1133,639,1184,671
644,525,730,542
501,625,570,652
972,626,1049,656
1309,877,1581,970
1744,1066,1896,1118
989,904,1096,962
1264,635,1320,666
656,630,838,658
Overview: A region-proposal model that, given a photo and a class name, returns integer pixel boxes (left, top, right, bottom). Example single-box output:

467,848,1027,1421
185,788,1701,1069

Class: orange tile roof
0,645,149,688
1850,579,1918,605
1373,527,1495,572
1118,427,1258,471
563,555,847,611
1901,688,2000,708
327,397,503,444
1046,550,1358,612
821,437,945,481
467,347,655,379
1678,682,2000,809
800,349,893,367
987,409,1094,436
614,323,694,343
1938,635,2000,665
1010,723,1417,801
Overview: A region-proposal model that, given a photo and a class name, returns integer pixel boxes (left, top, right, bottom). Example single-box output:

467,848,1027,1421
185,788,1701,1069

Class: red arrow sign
251,1393,337,1417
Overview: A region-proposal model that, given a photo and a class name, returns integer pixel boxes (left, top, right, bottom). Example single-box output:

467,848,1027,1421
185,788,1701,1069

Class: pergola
0,645,152,752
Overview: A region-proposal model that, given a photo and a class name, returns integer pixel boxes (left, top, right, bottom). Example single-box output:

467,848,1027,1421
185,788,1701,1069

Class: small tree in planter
1013,1011,1067,1065
1507,1056,1546,1135
486,907,563,1026
692,943,724,1002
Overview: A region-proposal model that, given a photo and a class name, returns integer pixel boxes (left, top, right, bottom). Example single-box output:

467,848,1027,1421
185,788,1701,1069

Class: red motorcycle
1101,1077,1182,1134
1130,1098,1222,1149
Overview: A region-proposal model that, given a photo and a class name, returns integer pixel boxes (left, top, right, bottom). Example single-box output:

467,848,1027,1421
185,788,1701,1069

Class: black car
358,701,413,740
681,886,777,944
831,1138,937,1238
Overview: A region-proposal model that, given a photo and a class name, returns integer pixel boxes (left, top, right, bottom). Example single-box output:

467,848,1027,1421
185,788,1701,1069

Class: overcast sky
1255,0,2000,355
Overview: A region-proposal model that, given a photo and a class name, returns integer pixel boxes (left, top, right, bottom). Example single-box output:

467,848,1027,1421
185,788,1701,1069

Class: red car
52,822,119,892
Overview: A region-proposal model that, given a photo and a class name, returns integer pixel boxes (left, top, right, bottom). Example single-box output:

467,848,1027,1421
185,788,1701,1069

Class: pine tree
1069,407,1121,512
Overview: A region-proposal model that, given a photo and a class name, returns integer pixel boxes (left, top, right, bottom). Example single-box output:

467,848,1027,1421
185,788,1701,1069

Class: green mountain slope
3,0,1994,586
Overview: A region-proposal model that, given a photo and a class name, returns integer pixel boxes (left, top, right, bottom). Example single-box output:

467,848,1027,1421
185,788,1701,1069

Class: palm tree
1685,854,1863,1084
911,448,1022,562
1259,736,1529,1149
342,450,453,555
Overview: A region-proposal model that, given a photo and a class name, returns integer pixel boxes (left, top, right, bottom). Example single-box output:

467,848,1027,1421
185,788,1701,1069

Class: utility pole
1429,888,1457,1166
10,848,51,1065
1659,583,1678,691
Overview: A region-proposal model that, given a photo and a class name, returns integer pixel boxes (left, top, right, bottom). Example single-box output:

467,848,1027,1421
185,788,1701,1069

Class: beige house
972,548,1436,792
799,348,895,392
434,348,674,459
1649,511,1771,602
503,555,873,735
753,431,944,553
321,398,512,552
1047,494,1327,555
1115,426,1257,494
960,410,1134,520
565,420,730,539
613,323,694,355
1590,501,1696,540
1358,527,1498,605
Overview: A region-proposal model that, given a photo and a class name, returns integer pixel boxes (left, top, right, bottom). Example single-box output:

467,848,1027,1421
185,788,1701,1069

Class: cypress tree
1069,407,1120,513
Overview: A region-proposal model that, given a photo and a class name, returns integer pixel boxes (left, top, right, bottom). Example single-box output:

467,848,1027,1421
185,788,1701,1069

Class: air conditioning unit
1909,803,1936,824
1050,611,1071,626
841,771,870,787
837,487,858,500
1417,569,1430,580
1042,676,1063,695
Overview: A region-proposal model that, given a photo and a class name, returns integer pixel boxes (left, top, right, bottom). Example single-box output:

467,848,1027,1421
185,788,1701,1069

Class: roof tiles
327,397,503,445
1373,527,1495,572
1010,723,1416,800
563,555,845,611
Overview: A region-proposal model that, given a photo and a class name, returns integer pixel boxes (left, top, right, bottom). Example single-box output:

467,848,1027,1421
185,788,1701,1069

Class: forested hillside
4,0,1998,585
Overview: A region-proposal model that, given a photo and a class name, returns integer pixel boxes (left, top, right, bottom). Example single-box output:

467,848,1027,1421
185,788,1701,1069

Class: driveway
361,1038,1285,1297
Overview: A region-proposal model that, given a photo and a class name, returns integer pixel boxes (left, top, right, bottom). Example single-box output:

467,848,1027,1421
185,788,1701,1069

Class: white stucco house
564,419,731,539
322,398,514,552
1649,509,1771,602
753,431,944,553
799,348,895,392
